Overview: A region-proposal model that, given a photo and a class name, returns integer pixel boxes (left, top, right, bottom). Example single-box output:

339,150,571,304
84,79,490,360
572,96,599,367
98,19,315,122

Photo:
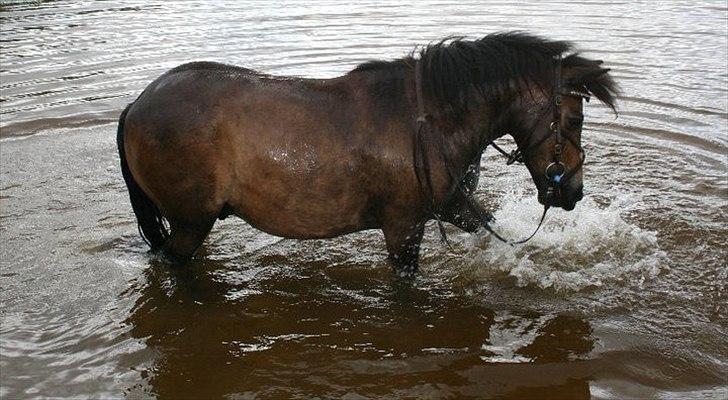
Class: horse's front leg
382,219,425,277
440,189,494,233
439,154,493,232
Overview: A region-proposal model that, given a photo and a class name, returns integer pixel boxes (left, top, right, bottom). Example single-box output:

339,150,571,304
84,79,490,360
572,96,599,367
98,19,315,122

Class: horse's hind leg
162,218,215,263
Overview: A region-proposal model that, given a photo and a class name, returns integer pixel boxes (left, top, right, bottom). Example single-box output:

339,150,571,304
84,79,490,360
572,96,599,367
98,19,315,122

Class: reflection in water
125,257,595,398
518,315,594,363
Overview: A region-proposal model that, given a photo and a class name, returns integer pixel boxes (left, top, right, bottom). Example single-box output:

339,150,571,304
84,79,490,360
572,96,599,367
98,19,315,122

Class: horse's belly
231,188,375,239
228,158,378,239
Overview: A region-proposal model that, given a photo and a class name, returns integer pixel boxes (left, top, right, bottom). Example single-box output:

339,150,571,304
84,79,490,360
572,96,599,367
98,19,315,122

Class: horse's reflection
124,260,596,399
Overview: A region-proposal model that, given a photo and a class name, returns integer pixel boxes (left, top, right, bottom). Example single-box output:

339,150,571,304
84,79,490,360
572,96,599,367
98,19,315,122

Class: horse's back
126,61,344,145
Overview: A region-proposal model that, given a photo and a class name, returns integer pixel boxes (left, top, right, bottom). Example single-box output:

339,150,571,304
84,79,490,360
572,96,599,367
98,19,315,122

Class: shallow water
1,1,726,398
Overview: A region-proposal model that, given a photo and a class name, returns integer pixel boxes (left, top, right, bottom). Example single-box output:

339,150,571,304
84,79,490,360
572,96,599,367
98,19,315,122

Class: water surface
1,1,726,398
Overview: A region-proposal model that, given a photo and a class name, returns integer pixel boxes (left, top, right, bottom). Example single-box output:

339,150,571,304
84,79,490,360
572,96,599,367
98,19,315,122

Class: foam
464,190,668,292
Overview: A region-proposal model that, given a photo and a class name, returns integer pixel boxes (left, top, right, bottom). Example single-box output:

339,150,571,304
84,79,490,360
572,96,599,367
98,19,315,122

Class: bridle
413,54,590,245
490,55,589,207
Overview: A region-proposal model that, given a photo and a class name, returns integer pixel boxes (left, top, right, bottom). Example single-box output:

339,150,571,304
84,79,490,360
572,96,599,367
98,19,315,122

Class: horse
117,32,618,275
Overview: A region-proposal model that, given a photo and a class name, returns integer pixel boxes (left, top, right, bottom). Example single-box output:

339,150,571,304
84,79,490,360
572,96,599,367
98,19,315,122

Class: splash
465,191,668,292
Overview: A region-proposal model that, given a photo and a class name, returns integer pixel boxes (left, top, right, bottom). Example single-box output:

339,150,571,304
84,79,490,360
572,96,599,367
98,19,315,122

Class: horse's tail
116,103,169,249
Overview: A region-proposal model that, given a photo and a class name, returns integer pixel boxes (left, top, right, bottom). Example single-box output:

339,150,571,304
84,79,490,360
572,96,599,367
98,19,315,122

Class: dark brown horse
117,32,618,275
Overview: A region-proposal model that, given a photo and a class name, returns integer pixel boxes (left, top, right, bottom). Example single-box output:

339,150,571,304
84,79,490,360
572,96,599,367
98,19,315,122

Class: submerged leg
440,189,493,233
162,219,215,263
383,220,425,277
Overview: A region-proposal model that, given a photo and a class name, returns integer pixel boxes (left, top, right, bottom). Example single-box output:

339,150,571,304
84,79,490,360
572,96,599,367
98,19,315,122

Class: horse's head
510,55,618,211
406,34,618,211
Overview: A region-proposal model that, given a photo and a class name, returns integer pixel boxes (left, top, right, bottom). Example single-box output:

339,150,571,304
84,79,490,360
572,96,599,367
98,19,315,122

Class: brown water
1,1,726,399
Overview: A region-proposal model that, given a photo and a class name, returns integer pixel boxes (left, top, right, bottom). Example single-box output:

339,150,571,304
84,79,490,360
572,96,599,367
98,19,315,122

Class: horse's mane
351,32,619,119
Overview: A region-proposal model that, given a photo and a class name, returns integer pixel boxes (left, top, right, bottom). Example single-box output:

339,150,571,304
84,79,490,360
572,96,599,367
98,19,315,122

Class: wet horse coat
117,32,618,274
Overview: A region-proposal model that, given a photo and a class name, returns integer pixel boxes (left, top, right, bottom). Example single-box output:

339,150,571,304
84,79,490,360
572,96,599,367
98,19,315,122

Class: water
1,1,726,398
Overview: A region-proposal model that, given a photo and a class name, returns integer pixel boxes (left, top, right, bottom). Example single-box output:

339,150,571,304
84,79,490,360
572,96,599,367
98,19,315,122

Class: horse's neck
359,66,491,189
437,102,511,167
467,90,537,156
440,125,482,169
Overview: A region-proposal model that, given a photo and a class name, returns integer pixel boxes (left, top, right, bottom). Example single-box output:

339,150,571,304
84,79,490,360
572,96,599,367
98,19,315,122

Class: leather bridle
413,54,590,245
490,55,589,203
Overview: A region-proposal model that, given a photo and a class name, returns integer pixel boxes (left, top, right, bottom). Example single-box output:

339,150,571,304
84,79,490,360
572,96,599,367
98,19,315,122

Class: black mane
351,32,618,118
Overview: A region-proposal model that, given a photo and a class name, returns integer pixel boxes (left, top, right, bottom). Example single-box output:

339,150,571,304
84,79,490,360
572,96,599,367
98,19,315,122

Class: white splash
464,191,668,292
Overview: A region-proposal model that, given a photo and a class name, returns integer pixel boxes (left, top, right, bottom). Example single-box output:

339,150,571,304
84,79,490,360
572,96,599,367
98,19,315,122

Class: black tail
117,104,169,249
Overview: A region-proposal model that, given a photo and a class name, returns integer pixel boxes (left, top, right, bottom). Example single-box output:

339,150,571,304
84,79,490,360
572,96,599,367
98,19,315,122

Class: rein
413,55,587,246
413,58,453,246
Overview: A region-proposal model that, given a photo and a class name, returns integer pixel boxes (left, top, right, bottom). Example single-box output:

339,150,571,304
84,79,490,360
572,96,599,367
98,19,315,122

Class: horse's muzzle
539,183,583,211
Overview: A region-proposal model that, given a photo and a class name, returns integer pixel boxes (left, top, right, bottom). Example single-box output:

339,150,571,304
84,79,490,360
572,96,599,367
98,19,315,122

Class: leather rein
413,55,589,245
